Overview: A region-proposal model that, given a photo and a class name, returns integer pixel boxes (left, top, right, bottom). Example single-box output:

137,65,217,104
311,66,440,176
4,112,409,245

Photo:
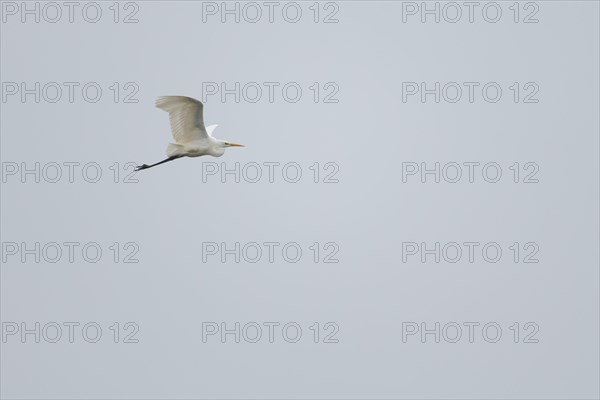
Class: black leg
135,156,181,171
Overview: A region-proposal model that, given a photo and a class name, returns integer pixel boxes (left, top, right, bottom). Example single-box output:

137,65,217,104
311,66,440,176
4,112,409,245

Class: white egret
135,96,244,171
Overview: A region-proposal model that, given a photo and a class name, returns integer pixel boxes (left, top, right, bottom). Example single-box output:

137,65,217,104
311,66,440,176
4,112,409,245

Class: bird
135,96,244,171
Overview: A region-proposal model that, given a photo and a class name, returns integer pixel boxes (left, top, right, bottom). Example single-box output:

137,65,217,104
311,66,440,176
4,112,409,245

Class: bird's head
220,140,245,148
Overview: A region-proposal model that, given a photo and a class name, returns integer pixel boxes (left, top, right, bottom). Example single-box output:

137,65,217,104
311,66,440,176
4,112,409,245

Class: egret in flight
135,96,244,171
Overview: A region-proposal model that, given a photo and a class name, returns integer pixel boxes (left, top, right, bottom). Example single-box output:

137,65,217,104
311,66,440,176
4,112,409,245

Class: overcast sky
1,1,599,399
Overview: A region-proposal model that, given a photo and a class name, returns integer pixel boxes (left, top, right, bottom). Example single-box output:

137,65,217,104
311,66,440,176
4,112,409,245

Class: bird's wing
205,124,218,137
155,96,207,143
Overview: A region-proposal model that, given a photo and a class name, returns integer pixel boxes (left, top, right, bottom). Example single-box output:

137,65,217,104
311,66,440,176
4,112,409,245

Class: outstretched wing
205,124,218,137
155,96,207,144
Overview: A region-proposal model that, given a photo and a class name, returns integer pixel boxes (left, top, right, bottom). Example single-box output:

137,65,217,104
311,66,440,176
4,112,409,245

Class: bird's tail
166,143,185,157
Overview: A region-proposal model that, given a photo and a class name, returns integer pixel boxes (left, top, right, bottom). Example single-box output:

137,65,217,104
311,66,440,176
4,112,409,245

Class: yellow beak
228,143,244,147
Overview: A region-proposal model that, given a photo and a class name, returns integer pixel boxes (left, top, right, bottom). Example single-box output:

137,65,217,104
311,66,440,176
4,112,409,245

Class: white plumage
136,96,244,171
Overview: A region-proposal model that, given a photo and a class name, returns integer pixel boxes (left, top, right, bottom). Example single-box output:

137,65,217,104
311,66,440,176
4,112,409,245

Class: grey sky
1,1,599,399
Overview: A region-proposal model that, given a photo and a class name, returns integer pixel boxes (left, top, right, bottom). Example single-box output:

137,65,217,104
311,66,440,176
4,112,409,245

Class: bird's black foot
135,164,149,171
